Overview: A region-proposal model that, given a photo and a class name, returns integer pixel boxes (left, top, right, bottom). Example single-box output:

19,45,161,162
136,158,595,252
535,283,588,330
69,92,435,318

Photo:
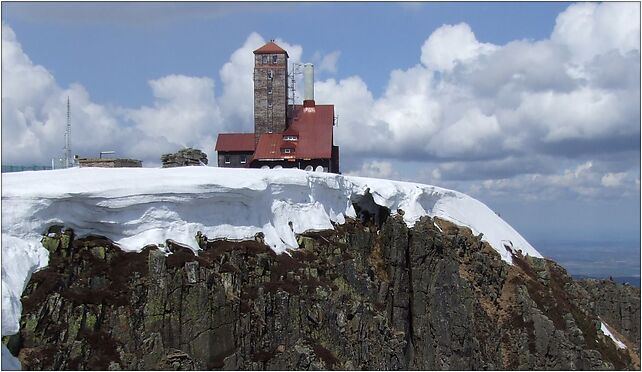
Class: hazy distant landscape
536,240,640,287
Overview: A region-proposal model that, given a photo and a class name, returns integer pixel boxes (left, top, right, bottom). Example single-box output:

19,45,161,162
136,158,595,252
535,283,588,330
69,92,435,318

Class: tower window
267,96,272,107
283,148,293,154
262,55,268,64
272,55,278,64
267,70,273,79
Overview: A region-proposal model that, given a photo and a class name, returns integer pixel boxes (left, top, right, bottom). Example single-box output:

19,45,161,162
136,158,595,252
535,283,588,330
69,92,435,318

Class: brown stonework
78,158,142,168
254,53,288,142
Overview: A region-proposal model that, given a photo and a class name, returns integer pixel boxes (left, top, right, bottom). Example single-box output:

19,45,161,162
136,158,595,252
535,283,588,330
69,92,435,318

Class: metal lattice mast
289,63,303,106
64,96,72,168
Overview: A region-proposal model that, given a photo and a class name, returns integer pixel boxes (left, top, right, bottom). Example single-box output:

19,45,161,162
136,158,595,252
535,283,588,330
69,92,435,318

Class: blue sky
4,2,571,106
2,2,640,278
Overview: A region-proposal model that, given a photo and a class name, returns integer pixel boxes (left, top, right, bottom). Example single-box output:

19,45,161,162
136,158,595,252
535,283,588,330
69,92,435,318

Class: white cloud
346,160,396,179
551,2,640,63
217,32,266,132
315,76,382,154
1,23,133,164
466,160,640,201
318,50,341,74
1,23,222,166
125,74,222,150
601,172,627,188
315,3,639,187
1,25,305,166
420,23,497,72
428,108,502,158
515,87,636,143
218,33,303,131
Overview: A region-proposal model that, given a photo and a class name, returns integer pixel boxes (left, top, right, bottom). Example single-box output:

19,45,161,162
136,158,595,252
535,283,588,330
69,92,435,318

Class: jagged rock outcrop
161,148,208,168
5,217,640,370
577,278,641,354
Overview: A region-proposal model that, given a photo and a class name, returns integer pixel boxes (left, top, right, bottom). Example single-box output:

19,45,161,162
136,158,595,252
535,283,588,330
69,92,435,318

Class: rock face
5,217,640,370
161,148,208,168
577,279,641,354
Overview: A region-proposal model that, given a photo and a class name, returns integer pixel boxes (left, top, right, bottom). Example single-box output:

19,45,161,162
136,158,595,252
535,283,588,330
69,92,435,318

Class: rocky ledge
4,216,640,370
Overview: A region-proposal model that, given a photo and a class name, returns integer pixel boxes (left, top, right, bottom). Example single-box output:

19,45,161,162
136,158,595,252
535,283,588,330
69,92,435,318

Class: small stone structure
161,148,208,168
78,158,142,168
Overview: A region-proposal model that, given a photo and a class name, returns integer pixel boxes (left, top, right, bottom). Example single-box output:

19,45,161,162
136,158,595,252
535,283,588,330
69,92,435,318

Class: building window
267,70,273,79
272,55,278,64
240,155,247,164
224,155,231,164
283,135,298,141
267,80,272,93
283,148,292,154
267,96,272,107
261,55,268,64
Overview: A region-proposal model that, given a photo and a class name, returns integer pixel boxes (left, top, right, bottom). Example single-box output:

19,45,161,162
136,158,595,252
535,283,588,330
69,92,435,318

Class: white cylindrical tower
303,63,314,102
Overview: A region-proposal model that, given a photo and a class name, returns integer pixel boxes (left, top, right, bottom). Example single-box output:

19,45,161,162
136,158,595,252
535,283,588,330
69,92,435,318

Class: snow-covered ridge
1,167,541,339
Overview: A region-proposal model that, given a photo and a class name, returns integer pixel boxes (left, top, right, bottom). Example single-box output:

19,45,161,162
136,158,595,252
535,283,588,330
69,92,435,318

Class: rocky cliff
578,278,640,355
4,216,640,370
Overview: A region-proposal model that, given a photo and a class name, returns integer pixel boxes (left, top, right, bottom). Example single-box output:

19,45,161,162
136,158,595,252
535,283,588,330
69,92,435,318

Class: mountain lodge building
215,41,340,173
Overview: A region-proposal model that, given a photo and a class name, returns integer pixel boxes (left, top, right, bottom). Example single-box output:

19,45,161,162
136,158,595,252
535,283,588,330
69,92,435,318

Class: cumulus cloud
2,22,223,166
1,25,305,166
551,2,640,63
1,23,137,164
601,172,627,188
312,3,639,199
420,23,497,72
124,74,223,160
346,160,397,179
218,32,303,131
312,50,341,74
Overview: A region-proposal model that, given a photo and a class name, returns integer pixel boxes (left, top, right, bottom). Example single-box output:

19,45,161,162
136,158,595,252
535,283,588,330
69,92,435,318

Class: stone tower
253,41,289,143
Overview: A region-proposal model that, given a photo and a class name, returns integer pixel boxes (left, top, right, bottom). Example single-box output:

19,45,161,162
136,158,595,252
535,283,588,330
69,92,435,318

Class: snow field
1,166,542,349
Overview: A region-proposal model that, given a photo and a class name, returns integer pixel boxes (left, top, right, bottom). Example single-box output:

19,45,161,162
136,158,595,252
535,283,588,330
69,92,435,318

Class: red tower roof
253,41,289,57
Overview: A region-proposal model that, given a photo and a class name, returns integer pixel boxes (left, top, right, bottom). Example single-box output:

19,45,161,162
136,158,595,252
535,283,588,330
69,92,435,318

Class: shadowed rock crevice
5,217,640,370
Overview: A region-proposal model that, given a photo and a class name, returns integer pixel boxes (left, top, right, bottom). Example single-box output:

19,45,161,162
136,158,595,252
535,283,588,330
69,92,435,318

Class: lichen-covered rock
161,148,208,168
577,278,641,354
5,217,639,370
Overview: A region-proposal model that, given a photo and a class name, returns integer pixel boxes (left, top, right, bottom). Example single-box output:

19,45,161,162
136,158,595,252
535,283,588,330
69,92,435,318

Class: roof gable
253,41,289,57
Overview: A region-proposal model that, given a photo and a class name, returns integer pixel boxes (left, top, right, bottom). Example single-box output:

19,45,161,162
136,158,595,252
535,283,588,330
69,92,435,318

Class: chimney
303,63,315,107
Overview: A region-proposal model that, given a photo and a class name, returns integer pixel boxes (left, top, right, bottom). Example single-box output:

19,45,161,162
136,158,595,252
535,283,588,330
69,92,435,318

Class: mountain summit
1,167,638,370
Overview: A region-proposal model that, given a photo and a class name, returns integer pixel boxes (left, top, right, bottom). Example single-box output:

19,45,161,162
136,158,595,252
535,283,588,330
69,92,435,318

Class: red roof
253,104,335,161
253,41,289,57
215,133,255,152
282,126,299,136
252,133,283,160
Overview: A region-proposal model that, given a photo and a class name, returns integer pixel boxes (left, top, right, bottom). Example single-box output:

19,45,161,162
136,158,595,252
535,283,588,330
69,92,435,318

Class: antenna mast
288,63,303,121
289,63,303,106
64,96,72,168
